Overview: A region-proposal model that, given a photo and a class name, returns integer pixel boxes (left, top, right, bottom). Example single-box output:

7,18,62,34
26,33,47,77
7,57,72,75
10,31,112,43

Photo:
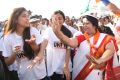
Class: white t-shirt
3,27,46,80
64,23,79,35
0,38,3,51
43,27,72,76
0,31,4,52
0,31,3,38
38,24,48,36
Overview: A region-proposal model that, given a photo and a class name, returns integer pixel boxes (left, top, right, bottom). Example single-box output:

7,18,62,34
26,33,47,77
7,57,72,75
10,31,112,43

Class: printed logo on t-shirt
54,41,67,49
16,51,25,58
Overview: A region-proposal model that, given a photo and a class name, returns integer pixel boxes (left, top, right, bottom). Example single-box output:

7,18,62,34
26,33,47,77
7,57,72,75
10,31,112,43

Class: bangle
101,0,110,6
33,57,40,63
33,60,37,63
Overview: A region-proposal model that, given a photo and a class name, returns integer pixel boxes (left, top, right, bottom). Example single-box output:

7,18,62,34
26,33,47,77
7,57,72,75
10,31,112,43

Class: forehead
82,18,89,22
20,11,29,16
54,13,63,17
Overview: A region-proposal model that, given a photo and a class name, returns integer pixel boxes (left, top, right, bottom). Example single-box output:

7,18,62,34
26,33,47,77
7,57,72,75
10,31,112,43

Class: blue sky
0,0,120,21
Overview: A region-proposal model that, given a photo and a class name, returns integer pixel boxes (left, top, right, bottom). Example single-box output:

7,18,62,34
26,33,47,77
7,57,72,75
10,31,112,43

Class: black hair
104,16,110,20
98,26,114,36
53,10,65,21
61,25,72,48
23,27,35,60
82,15,99,29
61,25,72,38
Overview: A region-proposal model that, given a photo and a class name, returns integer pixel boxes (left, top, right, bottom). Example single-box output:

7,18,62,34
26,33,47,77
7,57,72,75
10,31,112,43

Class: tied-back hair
61,25,72,38
98,25,114,36
23,27,34,60
53,10,72,37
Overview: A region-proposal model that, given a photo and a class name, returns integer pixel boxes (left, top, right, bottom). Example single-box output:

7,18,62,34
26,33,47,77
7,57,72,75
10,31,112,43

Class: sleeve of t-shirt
71,27,78,34
42,28,50,40
2,36,13,57
30,27,43,45
0,38,3,51
73,31,82,37
76,34,85,46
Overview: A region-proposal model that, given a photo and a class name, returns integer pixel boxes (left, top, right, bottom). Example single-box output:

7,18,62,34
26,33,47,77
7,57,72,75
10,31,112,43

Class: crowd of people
0,6,120,80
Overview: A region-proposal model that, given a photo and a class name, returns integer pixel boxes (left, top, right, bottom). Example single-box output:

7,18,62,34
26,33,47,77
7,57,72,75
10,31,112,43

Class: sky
0,0,90,21
0,0,120,21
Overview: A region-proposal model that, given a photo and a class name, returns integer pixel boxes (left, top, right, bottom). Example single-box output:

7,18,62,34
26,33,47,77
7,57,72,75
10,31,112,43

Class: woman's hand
27,54,44,69
86,54,106,69
13,45,22,54
25,35,36,45
51,15,61,32
63,66,71,80
5,45,22,65
86,54,101,64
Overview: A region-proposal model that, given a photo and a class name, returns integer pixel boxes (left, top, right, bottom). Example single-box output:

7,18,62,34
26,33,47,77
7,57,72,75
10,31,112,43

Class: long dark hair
4,7,26,35
23,27,35,60
4,7,34,60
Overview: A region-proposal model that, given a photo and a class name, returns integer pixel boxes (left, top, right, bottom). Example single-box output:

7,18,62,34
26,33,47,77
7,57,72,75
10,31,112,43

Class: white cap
29,18,39,23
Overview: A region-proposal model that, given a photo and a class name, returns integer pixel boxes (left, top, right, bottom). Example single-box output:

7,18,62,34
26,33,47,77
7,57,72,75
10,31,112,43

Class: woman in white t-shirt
2,7,47,80
29,10,72,80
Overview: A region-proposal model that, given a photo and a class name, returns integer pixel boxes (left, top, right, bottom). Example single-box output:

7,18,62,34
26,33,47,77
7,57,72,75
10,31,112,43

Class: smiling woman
52,15,118,80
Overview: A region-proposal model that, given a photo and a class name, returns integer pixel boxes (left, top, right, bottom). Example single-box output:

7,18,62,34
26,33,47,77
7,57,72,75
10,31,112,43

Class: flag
96,0,100,3
95,0,120,17
80,0,91,14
